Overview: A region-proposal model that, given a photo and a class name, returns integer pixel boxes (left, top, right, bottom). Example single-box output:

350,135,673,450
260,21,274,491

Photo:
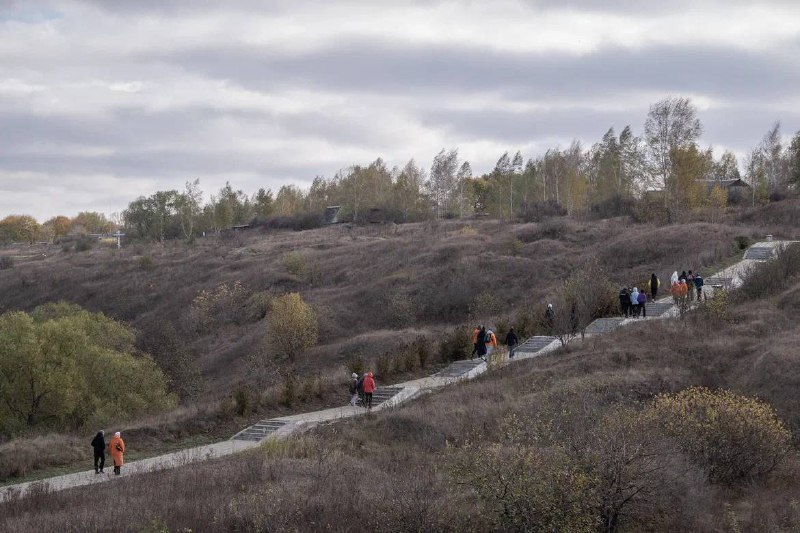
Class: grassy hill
2,241,800,531
0,200,797,484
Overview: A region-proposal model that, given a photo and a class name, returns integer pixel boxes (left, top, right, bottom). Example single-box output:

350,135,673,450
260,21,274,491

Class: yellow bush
265,293,318,361
651,387,791,484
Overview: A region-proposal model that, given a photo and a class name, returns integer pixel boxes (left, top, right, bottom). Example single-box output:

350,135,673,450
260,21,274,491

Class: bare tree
644,97,703,197
429,148,459,218
456,161,472,218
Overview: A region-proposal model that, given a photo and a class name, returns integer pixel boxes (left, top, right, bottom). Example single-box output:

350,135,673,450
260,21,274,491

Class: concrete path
0,241,787,503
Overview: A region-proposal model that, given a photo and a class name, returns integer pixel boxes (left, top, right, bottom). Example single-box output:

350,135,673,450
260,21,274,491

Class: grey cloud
162,39,800,103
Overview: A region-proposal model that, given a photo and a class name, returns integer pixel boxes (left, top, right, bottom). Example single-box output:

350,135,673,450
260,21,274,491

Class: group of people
471,325,518,359
90,430,125,476
349,372,377,409
618,270,706,318
670,270,705,303
618,274,658,318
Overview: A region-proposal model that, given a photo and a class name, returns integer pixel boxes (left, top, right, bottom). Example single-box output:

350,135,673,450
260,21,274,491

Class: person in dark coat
476,326,487,360
505,328,519,359
91,430,106,474
544,304,555,333
694,273,704,301
649,273,660,302
619,287,630,317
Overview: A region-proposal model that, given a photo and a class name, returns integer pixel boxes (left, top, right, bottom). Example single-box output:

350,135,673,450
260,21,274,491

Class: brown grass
0,203,794,482
2,273,800,531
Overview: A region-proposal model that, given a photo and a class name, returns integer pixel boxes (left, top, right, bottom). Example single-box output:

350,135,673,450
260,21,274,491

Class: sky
2,0,800,220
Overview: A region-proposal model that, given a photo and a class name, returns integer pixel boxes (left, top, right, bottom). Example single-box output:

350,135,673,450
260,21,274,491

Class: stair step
232,419,289,441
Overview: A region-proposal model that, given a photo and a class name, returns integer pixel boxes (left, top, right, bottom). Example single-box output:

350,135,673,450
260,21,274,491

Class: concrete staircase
435,359,485,378
515,335,558,354
744,246,775,260
645,300,675,317
370,386,405,406
232,419,288,442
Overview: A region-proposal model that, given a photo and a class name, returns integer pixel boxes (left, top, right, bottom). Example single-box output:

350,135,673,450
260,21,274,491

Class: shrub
449,440,598,531
246,291,272,321
651,387,792,484
264,293,318,361
734,235,751,250
136,255,154,271
280,372,298,406
281,251,308,277
233,386,252,417
386,290,415,327
437,328,469,363
74,236,94,252
519,200,568,223
468,291,503,320
702,288,733,323
346,353,366,376
376,353,393,380
0,255,13,270
190,281,250,331
734,242,800,303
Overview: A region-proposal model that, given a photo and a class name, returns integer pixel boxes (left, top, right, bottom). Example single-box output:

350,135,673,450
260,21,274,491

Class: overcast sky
2,0,800,220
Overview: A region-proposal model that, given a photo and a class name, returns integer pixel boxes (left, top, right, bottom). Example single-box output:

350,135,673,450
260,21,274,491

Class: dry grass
0,204,793,482
2,273,800,531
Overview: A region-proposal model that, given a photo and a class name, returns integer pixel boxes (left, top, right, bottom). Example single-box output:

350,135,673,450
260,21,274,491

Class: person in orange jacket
485,329,498,358
470,325,481,357
109,431,125,475
362,372,376,410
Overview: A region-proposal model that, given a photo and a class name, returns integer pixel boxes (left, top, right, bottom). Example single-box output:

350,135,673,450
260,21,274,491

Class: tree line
3,96,800,244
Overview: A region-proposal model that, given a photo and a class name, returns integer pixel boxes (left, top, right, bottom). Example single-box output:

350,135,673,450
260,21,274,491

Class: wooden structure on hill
697,178,751,204
323,206,341,225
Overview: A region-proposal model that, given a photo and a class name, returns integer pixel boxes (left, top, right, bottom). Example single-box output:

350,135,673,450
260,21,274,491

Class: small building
323,205,341,225
698,178,752,204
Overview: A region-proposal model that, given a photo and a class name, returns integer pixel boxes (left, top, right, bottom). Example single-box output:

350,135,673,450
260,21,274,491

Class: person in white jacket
630,287,640,318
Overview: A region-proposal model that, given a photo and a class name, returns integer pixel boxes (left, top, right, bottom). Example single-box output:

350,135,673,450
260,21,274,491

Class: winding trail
0,241,787,503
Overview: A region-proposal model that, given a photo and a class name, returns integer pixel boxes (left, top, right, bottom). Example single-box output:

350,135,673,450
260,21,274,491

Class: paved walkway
0,241,786,503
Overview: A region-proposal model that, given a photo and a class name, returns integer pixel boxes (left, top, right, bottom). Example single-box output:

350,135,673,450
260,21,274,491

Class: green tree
714,150,741,181
788,130,800,187
0,303,175,433
265,293,318,361
71,211,113,234
252,187,275,217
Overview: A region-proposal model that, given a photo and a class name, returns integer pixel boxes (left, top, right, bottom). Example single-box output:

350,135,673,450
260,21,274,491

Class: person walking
637,288,647,318
630,287,640,318
686,271,695,301
649,273,660,301
476,326,487,361
544,304,555,333
363,372,376,410
485,329,498,357
349,372,359,406
357,373,366,405
619,287,630,317
109,431,125,476
470,325,480,357
91,430,106,474
694,272,704,301
505,327,519,359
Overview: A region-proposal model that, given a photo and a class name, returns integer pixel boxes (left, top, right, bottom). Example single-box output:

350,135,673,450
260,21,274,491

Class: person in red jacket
363,372,376,410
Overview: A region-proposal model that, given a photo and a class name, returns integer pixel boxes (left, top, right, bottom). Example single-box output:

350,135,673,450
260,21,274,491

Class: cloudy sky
2,0,800,220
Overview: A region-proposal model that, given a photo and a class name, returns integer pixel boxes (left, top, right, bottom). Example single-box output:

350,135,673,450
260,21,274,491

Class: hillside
2,241,800,531
0,201,797,482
